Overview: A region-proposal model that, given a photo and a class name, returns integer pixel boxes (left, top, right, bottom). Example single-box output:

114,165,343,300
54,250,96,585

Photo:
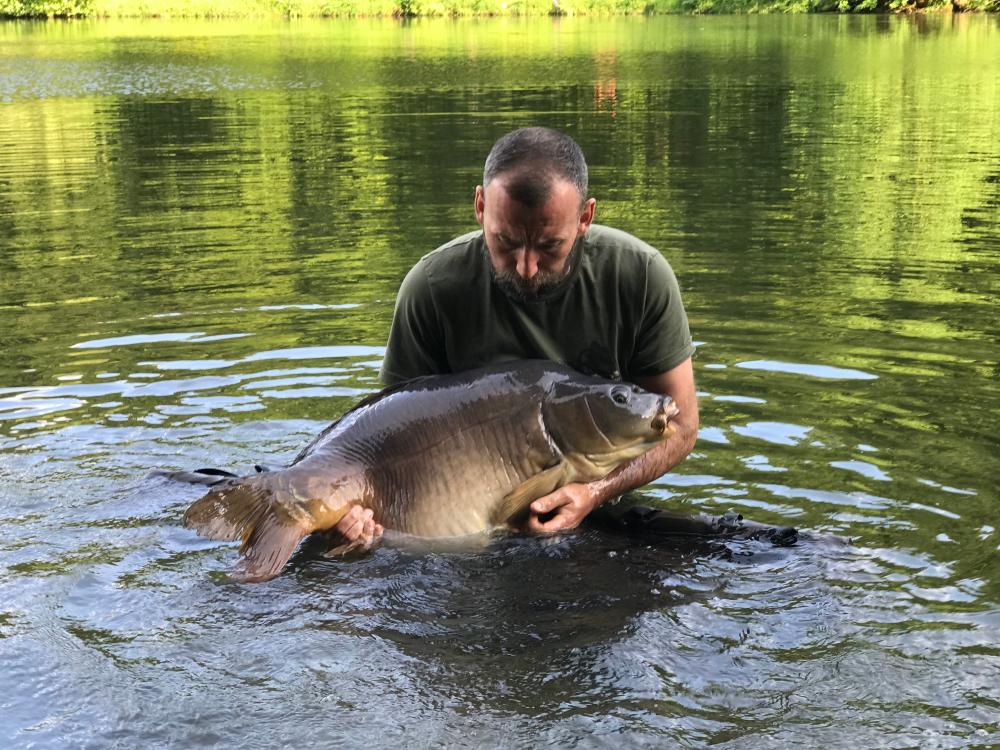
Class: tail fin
182,475,309,582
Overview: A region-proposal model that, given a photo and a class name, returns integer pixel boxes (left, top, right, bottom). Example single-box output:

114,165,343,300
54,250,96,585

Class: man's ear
579,197,596,234
474,185,486,226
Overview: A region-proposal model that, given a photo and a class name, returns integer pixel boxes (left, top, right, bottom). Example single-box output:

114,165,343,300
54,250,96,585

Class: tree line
2,0,997,19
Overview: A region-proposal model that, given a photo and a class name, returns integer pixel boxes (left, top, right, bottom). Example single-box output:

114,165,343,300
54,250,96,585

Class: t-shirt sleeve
379,262,449,386
630,252,695,377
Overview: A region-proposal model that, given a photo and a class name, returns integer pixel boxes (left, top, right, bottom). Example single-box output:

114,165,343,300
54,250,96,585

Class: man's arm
524,356,698,534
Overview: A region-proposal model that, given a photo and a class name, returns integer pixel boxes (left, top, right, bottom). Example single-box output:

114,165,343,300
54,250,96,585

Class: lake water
1,14,998,748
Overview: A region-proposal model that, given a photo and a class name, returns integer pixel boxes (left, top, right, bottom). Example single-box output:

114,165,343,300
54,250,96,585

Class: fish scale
367,407,538,535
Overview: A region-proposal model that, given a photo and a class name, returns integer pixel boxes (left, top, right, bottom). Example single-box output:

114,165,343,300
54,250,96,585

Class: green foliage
644,0,814,10
0,0,93,16
319,0,398,14
1,0,997,16
642,0,980,10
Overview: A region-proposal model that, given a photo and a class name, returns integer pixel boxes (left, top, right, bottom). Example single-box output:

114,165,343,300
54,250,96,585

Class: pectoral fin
493,463,568,527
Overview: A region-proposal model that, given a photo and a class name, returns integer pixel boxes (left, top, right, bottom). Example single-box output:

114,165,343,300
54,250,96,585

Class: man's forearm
587,418,698,506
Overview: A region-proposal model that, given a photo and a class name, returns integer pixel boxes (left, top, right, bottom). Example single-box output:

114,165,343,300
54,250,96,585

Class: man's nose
514,248,539,279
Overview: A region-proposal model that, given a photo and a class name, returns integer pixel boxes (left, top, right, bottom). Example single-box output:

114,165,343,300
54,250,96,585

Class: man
335,127,698,545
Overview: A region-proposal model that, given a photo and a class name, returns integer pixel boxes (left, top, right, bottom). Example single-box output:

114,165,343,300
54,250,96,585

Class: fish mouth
650,397,679,435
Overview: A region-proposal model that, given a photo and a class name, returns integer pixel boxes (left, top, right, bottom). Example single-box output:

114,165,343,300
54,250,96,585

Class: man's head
475,127,596,302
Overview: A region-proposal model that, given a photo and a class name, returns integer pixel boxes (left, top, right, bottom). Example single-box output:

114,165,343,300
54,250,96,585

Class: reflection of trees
1,16,997,392
593,50,618,115
3,17,997,325
599,17,1000,354
0,99,120,381
109,98,231,215
105,94,294,296
959,166,1000,256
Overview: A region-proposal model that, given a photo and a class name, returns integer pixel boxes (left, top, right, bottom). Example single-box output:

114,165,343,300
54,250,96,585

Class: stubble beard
489,242,581,303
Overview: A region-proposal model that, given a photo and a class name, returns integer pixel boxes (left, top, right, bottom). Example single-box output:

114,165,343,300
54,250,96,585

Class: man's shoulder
417,230,485,273
402,230,487,302
585,224,662,259
583,225,670,280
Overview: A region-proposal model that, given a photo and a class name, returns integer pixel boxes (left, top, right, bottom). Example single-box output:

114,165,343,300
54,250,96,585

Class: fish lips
651,397,680,436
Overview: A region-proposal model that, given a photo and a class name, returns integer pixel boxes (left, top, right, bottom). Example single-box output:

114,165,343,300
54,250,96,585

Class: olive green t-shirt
380,224,694,386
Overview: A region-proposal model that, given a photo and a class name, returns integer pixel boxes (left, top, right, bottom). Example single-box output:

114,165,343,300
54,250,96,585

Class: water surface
1,15,999,748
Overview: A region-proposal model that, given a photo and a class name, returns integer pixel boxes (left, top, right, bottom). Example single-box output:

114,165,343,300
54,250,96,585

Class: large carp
183,360,678,581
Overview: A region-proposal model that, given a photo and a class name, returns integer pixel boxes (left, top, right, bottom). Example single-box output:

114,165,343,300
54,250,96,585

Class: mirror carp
183,360,678,581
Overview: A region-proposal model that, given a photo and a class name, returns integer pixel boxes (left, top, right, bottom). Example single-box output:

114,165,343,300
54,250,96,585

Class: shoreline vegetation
1,0,997,17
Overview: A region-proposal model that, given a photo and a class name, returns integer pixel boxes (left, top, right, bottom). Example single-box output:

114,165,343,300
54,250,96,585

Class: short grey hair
483,127,589,207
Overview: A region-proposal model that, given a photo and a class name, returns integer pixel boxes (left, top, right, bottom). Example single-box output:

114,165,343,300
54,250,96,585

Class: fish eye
611,387,630,405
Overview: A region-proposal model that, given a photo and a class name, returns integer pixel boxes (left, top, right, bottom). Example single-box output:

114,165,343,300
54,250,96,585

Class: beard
489,243,580,303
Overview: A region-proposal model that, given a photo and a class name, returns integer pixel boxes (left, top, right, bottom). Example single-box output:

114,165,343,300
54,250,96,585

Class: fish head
544,376,679,472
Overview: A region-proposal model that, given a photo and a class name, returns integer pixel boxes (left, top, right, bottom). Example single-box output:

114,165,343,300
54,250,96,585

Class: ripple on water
735,360,879,381
0,354,384,426
731,421,813,446
830,459,892,482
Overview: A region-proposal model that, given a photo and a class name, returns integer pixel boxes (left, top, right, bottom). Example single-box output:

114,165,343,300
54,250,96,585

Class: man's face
475,174,596,302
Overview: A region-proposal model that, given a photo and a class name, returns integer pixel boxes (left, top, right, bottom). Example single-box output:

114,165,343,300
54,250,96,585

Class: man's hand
521,358,699,536
330,505,384,553
524,483,598,534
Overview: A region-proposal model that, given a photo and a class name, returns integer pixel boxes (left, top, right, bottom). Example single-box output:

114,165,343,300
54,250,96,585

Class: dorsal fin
290,373,441,464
